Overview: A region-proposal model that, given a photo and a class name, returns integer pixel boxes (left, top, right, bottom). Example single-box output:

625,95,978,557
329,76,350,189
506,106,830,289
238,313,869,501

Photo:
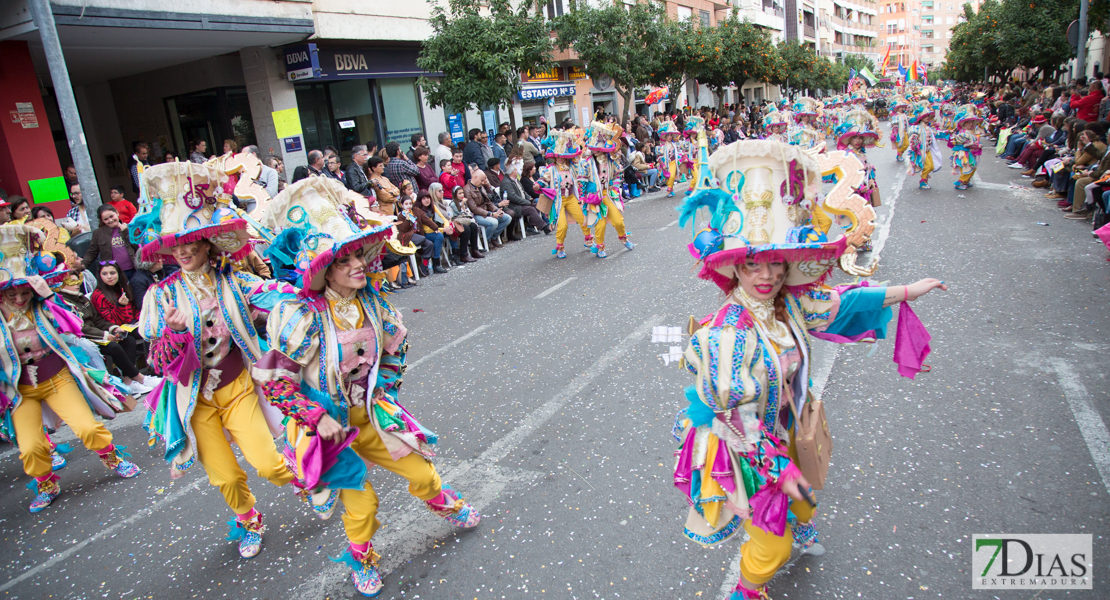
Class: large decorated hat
130,160,251,263
260,177,394,297
763,108,789,129
684,116,706,137
658,119,681,138
0,224,68,291
953,103,983,128
911,100,935,124
835,108,882,148
544,128,583,159
889,95,910,111
677,140,877,291
586,121,623,153
792,97,823,120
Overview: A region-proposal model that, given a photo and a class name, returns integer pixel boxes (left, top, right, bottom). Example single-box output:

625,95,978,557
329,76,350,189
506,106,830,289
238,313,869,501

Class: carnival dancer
789,97,825,152
542,129,594,259
585,122,635,258
889,97,911,162
132,160,297,559
0,224,140,513
835,108,883,207
948,104,983,191
672,139,946,600
907,101,944,190
761,110,790,144
256,177,480,597
658,120,684,197
683,116,707,193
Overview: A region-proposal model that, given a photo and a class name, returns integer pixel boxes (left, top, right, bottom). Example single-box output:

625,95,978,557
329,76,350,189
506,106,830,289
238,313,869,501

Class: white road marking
0,472,208,592
408,323,491,370
656,219,680,232
534,276,577,299
297,316,659,597
1051,360,1110,495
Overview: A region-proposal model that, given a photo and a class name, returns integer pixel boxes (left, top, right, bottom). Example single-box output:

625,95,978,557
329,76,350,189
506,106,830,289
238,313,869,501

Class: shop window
165,87,256,161
294,83,335,156
378,78,426,153
329,79,378,157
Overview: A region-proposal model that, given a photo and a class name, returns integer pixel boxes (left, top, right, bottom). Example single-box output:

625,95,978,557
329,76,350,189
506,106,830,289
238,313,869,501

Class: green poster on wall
27,176,68,204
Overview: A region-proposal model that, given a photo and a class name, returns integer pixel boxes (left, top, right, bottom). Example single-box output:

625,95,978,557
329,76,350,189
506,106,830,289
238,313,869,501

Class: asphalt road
1,134,1107,600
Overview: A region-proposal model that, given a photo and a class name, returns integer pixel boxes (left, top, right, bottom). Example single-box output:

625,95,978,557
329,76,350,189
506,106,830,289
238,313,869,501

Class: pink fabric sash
893,302,931,379
301,427,360,490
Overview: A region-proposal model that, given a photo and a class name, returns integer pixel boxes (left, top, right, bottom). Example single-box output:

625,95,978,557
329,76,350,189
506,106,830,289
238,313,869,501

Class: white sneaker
128,380,153,395
1008,163,1024,169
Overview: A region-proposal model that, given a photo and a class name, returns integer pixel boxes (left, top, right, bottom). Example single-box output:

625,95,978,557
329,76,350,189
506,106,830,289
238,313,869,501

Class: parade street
0,139,1107,600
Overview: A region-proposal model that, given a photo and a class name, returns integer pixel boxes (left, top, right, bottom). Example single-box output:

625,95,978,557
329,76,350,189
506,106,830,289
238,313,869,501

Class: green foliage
552,1,679,123
841,54,876,75
418,0,553,113
681,15,780,108
774,42,843,94
945,0,1079,82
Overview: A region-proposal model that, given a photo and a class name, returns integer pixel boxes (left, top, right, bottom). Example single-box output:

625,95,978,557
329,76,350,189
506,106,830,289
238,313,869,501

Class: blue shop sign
518,85,576,101
284,43,320,81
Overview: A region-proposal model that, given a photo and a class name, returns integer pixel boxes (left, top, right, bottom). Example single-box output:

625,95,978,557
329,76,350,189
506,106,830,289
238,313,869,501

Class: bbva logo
286,51,309,65
335,54,369,72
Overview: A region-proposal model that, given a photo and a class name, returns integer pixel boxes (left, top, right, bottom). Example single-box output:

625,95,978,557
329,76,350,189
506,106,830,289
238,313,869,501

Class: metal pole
1077,0,1090,81
27,0,101,222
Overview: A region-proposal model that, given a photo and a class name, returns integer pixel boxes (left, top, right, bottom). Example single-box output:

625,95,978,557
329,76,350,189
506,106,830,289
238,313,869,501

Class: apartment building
877,0,979,73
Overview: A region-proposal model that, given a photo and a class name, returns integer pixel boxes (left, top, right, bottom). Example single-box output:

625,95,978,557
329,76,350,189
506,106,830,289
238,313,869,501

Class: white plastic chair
82,270,96,296
478,227,489,251
409,255,420,281
518,218,527,239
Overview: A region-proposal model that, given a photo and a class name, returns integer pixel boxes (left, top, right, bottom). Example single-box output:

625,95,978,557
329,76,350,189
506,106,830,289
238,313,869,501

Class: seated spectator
440,149,467,190
520,161,542,203
58,182,90,234
500,159,549,235
28,206,69,244
1070,80,1104,123
464,171,510,248
444,184,482,262
630,142,661,192
106,185,137,223
56,275,157,395
130,258,163,310
6,196,31,224
413,190,449,273
82,205,137,279
384,142,420,192
394,197,435,277
413,147,437,192
367,156,399,216
93,261,136,325
485,156,505,188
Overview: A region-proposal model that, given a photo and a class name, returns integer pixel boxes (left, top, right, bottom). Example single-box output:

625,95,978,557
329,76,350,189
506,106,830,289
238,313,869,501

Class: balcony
804,24,816,38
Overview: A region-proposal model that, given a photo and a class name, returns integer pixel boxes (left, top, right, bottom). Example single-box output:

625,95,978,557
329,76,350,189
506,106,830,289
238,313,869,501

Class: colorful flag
898,63,908,81
916,62,927,81
880,43,892,76
908,60,918,81
859,67,879,86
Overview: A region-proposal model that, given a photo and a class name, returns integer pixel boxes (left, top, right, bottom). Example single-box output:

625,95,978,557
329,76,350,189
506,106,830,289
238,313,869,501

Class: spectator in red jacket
438,148,467,191
1070,80,1105,123
92,261,136,326
106,186,137,223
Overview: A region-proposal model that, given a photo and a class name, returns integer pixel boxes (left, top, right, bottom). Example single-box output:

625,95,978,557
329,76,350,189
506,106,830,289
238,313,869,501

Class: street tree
418,0,553,133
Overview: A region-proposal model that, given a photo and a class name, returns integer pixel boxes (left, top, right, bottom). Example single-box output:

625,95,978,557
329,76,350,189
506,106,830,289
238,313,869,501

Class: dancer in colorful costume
948,104,983,191
256,177,480,597
789,98,825,151
585,122,635,258
0,225,140,512
133,160,297,559
541,129,593,259
761,109,790,144
907,101,944,190
835,108,882,208
683,116,707,193
658,120,684,198
672,139,947,599
889,97,911,162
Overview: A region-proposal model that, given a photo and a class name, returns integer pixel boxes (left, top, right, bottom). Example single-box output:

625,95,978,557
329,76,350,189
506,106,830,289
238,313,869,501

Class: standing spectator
345,145,372,197
492,132,509,170
223,139,239,155
367,156,399,215
324,154,346,185
63,164,78,188
485,157,505,188
432,132,455,175
0,199,10,225
189,139,208,163
82,205,137,279
105,186,137,224
464,170,510,247
5,196,30,225
406,133,429,162
128,142,150,195
413,147,437,192
527,125,547,167
58,182,89,234
307,149,327,177
266,156,287,193
384,142,420,192
462,129,494,172
439,148,468,191
243,145,279,201
634,116,652,145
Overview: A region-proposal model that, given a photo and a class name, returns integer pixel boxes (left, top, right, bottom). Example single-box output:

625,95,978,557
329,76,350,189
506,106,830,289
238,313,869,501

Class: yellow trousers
666,160,678,190
594,196,626,248
555,195,590,246
958,169,976,184
739,430,816,586
290,404,442,545
13,370,112,479
920,151,935,184
193,369,293,514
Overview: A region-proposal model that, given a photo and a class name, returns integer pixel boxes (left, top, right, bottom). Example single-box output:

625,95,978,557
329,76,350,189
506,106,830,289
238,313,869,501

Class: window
545,0,567,19
946,16,954,24
922,45,933,53
677,6,693,20
946,29,953,38
922,29,933,38
700,9,711,26
922,15,933,24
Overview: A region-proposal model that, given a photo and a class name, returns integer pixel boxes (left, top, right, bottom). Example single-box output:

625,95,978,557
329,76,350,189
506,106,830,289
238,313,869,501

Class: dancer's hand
26,276,52,298
164,307,188,332
316,415,346,444
781,471,816,507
